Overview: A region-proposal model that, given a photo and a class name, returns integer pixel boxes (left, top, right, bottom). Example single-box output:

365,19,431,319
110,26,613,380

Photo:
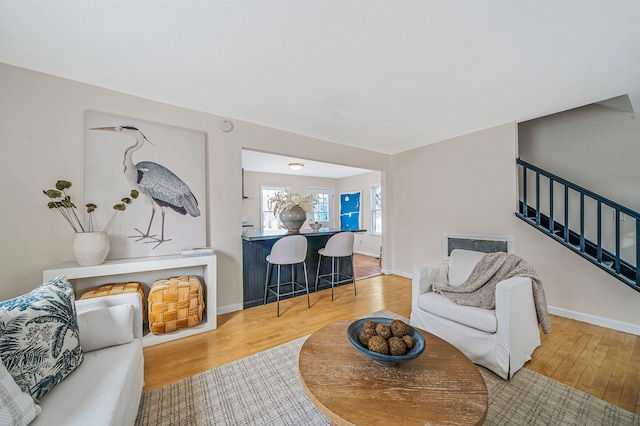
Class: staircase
516,158,639,292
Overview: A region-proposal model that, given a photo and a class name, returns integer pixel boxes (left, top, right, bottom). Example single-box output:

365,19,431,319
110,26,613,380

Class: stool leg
291,264,295,286
315,255,322,292
351,253,357,296
303,262,310,308
331,257,336,302
276,265,281,317
264,262,272,305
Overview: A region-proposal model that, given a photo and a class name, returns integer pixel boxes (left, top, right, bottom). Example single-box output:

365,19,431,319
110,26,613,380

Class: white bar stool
264,234,310,317
315,231,356,301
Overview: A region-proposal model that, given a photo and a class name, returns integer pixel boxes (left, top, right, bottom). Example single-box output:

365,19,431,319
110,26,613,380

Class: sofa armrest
495,276,536,340
75,293,143,339
412,264,448,313
495,276,541,375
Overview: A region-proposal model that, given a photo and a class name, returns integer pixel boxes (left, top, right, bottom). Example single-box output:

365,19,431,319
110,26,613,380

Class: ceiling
242,150,371,178
1,1,639,155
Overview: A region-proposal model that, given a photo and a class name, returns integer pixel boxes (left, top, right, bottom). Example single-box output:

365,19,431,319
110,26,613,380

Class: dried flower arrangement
268,189,317,216
43,180,139,233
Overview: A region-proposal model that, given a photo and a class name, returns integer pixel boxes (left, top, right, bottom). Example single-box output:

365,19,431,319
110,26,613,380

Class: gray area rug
136,311,640,426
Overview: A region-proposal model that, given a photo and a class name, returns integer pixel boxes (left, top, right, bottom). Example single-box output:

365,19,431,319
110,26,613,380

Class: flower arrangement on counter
43,180,139,233
268,189,317,216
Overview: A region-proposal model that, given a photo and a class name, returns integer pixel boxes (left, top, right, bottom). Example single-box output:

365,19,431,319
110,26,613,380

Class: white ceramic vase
72,232,110,266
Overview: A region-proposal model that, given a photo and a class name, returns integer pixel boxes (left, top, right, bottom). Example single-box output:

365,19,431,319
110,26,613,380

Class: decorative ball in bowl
309,222,322,231
347,317,426,367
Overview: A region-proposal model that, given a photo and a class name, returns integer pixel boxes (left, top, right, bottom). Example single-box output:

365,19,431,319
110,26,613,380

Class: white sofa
31,293,144,426
410,249,541,379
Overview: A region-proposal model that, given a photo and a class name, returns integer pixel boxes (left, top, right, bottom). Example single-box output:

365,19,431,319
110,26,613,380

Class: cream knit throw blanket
434,252,552,334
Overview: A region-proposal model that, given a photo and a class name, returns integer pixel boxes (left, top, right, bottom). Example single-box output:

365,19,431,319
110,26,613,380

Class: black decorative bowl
347,317,426,367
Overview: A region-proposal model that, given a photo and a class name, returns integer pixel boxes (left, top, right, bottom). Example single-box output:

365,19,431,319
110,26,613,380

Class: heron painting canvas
84,110,206,259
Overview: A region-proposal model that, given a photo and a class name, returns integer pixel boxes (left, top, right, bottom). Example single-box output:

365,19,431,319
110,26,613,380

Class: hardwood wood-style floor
143,274,640,415
353,253,381,278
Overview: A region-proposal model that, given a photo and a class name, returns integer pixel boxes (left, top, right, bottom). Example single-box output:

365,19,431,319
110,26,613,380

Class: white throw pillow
0,357,41,426
77,305,134,352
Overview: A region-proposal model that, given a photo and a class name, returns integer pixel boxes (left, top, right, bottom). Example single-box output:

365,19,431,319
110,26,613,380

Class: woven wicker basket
148,275,204,335
79,282,146,318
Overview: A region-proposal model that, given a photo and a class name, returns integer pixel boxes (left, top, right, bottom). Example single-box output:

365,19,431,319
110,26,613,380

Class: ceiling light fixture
289,162,304,171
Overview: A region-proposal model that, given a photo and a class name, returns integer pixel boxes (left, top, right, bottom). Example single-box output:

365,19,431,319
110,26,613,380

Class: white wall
391,123,640,331
0,63,390,312
391,123,519,272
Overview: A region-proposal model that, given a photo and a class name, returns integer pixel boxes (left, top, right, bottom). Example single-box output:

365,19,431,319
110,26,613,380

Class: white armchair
410,249,541,379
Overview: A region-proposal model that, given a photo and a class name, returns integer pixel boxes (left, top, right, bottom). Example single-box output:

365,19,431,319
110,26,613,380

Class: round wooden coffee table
299,320,488,425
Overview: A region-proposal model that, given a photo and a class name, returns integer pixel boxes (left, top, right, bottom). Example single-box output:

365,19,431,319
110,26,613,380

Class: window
308,187,334,227
261,185,286,231
314,193,330,222
370,184,382,235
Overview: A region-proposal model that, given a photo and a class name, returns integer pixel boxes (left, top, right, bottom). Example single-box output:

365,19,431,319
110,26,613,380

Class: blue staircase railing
516,158,639,292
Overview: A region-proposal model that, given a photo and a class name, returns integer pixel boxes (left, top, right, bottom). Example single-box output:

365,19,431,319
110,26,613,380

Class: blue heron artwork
84,111,206,259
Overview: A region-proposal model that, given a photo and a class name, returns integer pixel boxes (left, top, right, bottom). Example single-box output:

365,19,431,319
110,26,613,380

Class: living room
1,2,639,424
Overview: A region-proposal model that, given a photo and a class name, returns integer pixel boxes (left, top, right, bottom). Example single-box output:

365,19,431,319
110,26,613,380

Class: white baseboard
548,305,640,336
217,303,243,315
354,250,380,258
386,269,411,279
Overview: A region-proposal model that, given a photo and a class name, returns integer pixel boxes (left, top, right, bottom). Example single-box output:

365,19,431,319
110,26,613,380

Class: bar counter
242,228,364,308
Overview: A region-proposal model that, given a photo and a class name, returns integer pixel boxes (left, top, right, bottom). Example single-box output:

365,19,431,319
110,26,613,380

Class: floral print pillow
0,275,83,401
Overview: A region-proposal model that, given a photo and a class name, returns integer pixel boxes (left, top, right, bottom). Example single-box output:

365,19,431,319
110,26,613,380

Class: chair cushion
448,250,487,286
417,292,497,333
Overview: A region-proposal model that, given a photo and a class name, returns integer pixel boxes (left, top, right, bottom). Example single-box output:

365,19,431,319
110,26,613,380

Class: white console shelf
43,254,217,347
